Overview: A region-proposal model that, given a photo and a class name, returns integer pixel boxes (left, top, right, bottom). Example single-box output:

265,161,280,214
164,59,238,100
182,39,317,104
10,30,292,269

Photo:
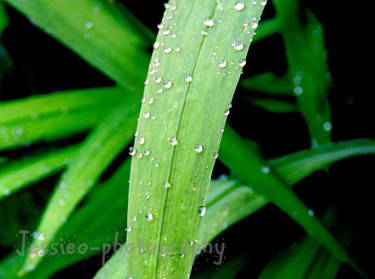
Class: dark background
0,0,373,278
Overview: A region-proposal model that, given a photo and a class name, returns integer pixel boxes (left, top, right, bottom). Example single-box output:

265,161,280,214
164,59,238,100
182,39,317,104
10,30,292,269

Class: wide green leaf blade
125,1,267,278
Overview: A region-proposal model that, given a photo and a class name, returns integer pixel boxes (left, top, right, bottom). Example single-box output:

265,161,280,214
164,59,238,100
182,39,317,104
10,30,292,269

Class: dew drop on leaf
194,144,204,153
199,206,206,216
234,1,245,11
218,59,227,68
232,41,244,51
145,213,153,221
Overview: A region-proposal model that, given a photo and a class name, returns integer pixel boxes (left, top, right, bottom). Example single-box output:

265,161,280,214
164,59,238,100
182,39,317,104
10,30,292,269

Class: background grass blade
219,126,365,275
0,145,78,200
4,0,149,89
273,0,332,145
0,87,124,150
125,1,266,278
0,160,131,279
270,139,375,185
18,100,138,275
241,73,293,95
258,210,352,279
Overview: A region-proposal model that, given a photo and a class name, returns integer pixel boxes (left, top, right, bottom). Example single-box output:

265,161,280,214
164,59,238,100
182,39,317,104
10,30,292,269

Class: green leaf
274,0,332,145
5,0,149,89
125,1,267,278
193,255,246,279
0,145,78,200
0,87,124,150
253,17,280,43
249,98,297,113
270,139,375,185
241,73,293,95
18,99,138,275
258,210,352,279
0,2,8,32
219,126,365,275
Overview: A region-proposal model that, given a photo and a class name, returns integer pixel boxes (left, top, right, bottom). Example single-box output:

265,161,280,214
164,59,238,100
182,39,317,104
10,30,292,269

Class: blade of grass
219,126,366,276
252,17,280,43
125,1,267,278
4,0,149,90
0,145,79,200
241,73,293,95
249,98,297,114
274,0,332,146
0,87,124,150
270,139,375,185
258,212,352,279
18,99,138,275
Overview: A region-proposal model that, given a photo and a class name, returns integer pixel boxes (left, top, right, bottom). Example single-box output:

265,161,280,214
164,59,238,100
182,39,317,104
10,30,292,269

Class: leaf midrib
153,2,219,277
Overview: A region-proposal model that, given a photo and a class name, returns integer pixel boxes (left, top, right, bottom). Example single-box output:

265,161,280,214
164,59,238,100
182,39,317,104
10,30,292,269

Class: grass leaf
125,1,267,278
0,87,124,150
219,126,365,275
0,145,78,200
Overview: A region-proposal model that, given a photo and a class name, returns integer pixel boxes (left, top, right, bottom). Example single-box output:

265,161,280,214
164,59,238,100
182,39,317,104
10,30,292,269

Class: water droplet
219,59,227,68
164,47,172,53
188,240,194,246
201,30,208,36
162,28,171,35
155,76,162,83
308,209,315,216
157,23,164,29
138,153,143,159
224,108,230,116
238,59,246,67
260,0,267,6
251,22,258,29
185,76,193,83
294,86,303,95
164,80,173,89
261,166,270,173
145,213,153,221
153,42,160,49
85,21,94,29
169,137,178,146
164,181,171,188
145,192,150,200
38,250,45,257
129,147,136,156
157,88,163,94
213,152,219,159
146,181,152,186
138,137,145,145
194,144,204,153
175,47,181,52
147,98,154,104
203,18,215,27
149,67,157,75
144,149,151,156
144,79,149,85
132,216,137,221
143,112,151,119
232,41,244,51
234,1,245,11
199,206,206,216
126,226,132,232
323,122,332,131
